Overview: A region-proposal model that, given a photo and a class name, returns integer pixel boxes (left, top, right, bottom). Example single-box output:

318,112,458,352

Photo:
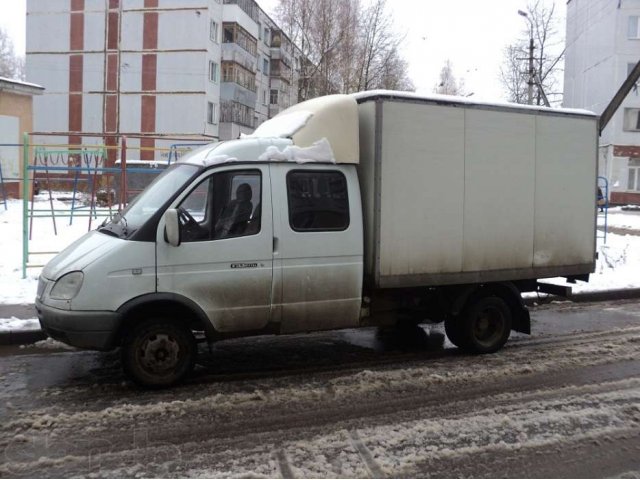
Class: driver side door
156,165,273,334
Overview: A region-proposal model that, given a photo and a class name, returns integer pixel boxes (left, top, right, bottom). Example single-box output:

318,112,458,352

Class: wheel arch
113,293,216,347
450,282,530,334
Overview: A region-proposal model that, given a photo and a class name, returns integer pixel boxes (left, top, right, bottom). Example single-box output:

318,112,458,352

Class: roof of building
0,76,45,95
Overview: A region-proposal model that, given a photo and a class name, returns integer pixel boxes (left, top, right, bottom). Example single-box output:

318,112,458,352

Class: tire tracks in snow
2,325,640,476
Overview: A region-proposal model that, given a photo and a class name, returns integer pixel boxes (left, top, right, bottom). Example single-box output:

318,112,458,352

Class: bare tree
275,0,413,99
499,0,564,105
0,27,24,80
376,46,415,91
276,0,358,100
434,59,465,96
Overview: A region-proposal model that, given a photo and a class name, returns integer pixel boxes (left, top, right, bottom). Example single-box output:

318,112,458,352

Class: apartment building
220,0,299,139
564,0,640,204
26,0,301,161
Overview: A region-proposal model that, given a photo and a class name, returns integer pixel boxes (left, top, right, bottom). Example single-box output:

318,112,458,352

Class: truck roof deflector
249,94,360,164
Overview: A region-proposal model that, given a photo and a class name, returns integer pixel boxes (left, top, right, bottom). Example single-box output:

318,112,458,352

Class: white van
36,93,597,387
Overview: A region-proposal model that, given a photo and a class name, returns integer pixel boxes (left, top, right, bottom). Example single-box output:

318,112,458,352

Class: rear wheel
459,296,512,353
121,318,197,388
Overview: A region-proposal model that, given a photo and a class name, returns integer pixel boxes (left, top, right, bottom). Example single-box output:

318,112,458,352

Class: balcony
223,22,258,57
223,0,259,23
270,60,292,82
221,45,257,73
221,100,255,128
222,61,257,93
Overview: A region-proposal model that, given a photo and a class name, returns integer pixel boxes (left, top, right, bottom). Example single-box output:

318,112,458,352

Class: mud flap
512,307,531,335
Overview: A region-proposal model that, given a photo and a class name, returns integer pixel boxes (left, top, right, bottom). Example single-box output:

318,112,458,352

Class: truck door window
178,169,261,242
286,170,349,231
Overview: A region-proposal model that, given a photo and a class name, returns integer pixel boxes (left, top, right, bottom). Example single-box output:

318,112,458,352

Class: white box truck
36,92,598,387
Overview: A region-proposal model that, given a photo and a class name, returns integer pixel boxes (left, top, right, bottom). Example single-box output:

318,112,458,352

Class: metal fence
18,133,209,277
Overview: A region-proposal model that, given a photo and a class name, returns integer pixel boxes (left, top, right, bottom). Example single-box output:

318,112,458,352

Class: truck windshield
99,163,200,238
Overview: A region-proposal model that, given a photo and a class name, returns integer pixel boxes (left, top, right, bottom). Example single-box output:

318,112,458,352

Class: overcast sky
1,0,565,102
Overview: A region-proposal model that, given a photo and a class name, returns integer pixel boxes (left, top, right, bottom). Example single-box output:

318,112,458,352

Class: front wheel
121,318,197,388
459,296,512,354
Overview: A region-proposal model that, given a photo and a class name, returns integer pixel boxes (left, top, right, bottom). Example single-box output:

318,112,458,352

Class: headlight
37,276,47,299
50,272,84,300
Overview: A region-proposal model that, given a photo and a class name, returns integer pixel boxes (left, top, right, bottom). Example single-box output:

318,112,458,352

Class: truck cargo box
355,91,598,289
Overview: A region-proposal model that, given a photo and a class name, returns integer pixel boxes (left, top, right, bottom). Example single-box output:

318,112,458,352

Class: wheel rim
137,332,182,376
473,306,505,348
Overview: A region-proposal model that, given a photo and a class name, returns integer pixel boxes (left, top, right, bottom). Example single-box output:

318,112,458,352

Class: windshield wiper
97,211,130,238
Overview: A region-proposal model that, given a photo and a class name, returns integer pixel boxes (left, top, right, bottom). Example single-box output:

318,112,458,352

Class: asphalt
2,286,640,347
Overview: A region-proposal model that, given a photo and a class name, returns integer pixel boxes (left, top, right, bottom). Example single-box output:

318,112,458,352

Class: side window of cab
178,169,262,242
286,170,349,231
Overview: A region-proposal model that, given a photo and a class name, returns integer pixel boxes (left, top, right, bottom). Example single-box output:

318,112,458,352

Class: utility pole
518,10,535,105
527,37,535,105
600,60,640,135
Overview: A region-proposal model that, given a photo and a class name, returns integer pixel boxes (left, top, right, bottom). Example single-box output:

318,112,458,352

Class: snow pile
542,233,640,293
22,338,76,350
258,138,336,163
0,317,39,332
246,110,313,138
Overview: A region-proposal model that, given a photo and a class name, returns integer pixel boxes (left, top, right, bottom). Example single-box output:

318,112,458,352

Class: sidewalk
0,303,45,345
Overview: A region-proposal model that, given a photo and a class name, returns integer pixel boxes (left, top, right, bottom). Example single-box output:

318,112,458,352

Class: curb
1,289,640,347
0,330,47,346
524,287,640,306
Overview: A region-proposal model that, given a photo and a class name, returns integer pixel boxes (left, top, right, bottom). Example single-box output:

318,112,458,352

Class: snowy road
1,300,640,478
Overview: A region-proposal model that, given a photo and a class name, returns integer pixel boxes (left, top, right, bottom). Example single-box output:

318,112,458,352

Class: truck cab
37,96,365,387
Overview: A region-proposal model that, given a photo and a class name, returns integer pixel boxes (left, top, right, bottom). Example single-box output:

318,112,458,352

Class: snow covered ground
0,195,109,305
0,196,639,331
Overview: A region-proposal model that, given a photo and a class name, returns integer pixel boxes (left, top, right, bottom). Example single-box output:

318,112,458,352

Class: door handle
273,236,279,254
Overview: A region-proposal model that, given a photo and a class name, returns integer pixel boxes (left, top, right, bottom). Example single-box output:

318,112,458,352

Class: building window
210,20,219,42
209,61,219,83
270,89,278,105
207,102,217,124
263,58,269,75
629,16,640,39
623,108,640,131
262,89,267,105
258,23,262,40
286,171,350,232
629,159,640,192
271,30,281,48
263,27,269,45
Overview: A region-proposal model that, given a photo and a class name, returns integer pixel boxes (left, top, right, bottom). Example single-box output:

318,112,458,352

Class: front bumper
35,299,120,351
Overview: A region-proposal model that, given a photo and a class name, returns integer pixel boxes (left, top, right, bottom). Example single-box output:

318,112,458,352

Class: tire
121,318,197,388
444,316,466,348
459,296,512,354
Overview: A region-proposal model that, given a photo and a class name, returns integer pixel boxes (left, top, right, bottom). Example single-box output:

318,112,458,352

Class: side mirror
164,209,181,247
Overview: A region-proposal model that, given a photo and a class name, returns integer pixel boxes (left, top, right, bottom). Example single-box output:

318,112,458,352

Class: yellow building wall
0,91,34,198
